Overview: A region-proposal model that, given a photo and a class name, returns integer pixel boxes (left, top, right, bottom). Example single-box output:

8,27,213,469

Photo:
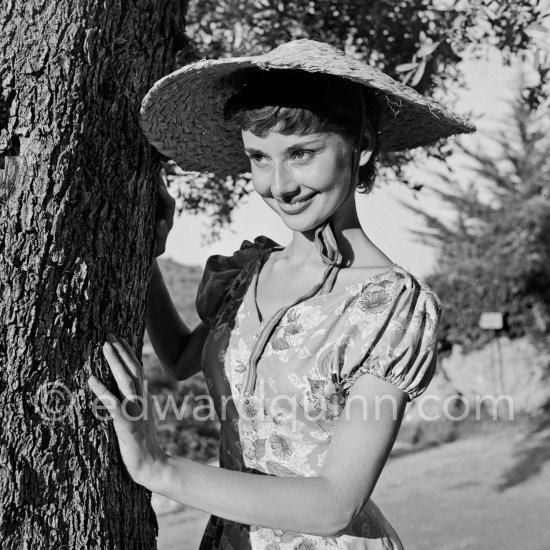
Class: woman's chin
278,213,328,233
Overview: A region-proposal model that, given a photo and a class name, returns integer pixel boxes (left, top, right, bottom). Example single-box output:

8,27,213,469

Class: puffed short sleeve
195,236,279,329
339,272,442,401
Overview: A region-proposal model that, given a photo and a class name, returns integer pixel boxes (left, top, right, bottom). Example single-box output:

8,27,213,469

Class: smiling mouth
277,194,316,214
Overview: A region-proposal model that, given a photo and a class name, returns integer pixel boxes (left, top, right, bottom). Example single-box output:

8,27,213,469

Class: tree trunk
0,1,188,547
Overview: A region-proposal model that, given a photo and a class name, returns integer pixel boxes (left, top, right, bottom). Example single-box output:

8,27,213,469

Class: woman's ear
358,124,375,167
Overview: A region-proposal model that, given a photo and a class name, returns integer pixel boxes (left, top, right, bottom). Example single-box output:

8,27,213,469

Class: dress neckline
240,246,400,399
251,246,399,324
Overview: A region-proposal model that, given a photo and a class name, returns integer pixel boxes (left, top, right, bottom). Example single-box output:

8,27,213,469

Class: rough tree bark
0,1,188,547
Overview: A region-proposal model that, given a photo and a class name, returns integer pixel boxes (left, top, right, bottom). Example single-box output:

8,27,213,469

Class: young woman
89,40,474,549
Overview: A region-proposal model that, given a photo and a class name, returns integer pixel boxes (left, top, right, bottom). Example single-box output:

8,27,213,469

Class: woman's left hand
88,334,168,488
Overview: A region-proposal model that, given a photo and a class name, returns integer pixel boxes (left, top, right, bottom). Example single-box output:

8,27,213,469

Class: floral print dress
195,224,442,550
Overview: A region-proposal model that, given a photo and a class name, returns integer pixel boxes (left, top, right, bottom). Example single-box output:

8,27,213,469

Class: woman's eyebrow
243,147,265,155
285,138,325,150
244,139,325,155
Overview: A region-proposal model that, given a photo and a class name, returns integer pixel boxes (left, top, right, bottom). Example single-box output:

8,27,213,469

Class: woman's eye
292,150,314,161
249,154,268,165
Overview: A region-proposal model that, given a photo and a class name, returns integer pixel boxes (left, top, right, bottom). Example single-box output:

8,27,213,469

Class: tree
0,1,188,547
401,95,550,352
168,0,550,236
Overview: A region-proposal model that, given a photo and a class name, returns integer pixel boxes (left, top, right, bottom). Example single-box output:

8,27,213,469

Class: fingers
116,335,145,395
88,374,123,423
116,335,142,369
154,219,168,257
154,167,176,259
156,171,176,230
157,186,176,230
102,335,140,402
89,334,150,428
157,169,168,189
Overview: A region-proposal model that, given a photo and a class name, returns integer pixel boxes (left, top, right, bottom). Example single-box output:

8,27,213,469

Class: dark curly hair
223,69,381,194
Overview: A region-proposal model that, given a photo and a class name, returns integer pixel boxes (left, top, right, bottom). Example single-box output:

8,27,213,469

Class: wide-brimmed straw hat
140,39,475,176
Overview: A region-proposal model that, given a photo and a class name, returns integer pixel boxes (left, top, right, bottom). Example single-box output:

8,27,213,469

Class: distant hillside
143,259,219,463
157,258,204,327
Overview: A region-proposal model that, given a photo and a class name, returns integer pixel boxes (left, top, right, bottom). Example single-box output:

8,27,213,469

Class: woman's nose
271,163,299,201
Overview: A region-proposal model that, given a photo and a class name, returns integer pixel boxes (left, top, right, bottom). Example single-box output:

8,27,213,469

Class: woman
89,40,474,549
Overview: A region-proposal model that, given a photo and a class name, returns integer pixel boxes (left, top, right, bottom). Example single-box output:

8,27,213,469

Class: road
153,430,550,550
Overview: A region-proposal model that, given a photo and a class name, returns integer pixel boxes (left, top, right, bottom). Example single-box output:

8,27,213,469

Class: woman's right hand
154,168,176,257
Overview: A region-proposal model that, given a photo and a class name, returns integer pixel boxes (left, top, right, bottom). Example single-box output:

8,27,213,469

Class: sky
161,48,521,277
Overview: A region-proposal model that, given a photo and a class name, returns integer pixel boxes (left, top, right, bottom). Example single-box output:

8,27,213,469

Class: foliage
168,0,550,235
403,96,550,352
146,355,220,462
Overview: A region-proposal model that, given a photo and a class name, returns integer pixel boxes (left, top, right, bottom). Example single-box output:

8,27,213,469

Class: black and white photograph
1,1,549,549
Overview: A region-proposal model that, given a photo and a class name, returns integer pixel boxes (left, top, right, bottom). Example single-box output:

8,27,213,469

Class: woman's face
241,129,371,232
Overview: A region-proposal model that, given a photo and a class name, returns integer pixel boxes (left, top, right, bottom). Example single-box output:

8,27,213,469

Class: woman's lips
277,194,316,214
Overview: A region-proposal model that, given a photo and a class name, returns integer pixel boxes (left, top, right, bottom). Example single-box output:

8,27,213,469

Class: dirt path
153,431,550,550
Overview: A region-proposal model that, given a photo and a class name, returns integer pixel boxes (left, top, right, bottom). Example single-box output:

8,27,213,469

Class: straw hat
140,39,475,176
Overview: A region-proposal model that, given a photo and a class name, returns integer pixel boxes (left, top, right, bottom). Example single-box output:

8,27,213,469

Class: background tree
401,94,550,352
167,0,550,237
0,1,188,547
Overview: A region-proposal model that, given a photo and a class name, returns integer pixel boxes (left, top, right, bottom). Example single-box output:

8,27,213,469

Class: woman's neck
282,204,366,268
